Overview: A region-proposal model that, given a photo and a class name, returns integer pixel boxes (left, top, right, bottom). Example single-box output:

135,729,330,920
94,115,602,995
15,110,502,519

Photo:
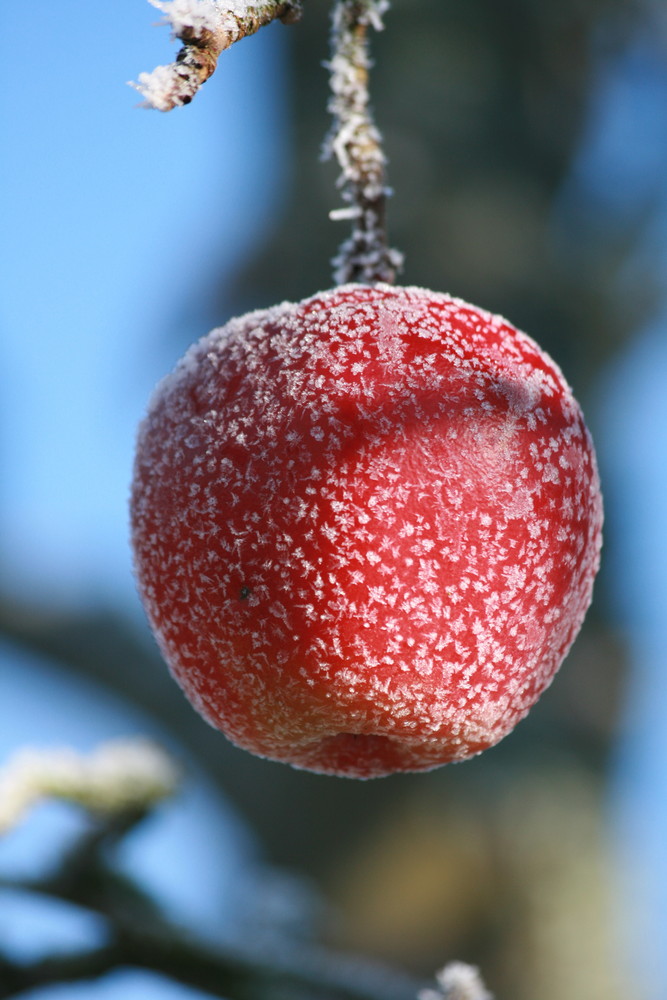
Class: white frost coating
149,0,223,35
131,283,603,778
132,0,225,110
418,963,494,1000
0,739,179,832
133,66,185,113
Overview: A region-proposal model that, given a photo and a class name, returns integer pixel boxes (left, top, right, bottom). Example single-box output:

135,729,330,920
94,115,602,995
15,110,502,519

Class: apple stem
324,0,403,285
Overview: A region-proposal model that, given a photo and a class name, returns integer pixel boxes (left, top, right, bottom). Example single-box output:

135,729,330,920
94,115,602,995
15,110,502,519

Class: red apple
130,284,602,778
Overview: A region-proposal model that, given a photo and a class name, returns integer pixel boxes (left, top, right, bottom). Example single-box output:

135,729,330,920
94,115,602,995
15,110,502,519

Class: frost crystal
131,284,603,779
0,739,179,832
419,963,494,1000
150,0,223,36
324,0,402,283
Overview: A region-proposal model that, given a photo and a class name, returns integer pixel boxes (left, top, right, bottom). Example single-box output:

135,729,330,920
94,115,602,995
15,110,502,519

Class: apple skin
130,283,602,778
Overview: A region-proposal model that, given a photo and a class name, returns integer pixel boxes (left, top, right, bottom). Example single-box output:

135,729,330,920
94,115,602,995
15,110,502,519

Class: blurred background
1,1,666,998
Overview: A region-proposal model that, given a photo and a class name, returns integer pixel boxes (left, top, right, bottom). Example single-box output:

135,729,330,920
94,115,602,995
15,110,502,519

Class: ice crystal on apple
131,284,602,778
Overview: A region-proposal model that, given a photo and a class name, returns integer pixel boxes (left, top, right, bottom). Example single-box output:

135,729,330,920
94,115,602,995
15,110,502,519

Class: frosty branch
0,806,426,1000
132,0,401,284
132,0,302,111
324,0,403,284
0,739,178,833
0,742,492,1000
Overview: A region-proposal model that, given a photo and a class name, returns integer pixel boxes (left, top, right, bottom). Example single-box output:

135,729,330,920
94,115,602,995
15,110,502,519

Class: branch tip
131,0,302,111
0,738,179,833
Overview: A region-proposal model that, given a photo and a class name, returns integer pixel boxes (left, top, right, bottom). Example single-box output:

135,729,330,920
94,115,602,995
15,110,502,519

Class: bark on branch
132,0,302,111
0,741,491,999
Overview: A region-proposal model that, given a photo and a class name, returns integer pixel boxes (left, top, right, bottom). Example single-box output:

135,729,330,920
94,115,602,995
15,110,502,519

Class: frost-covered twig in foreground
0,739,179,832
324,0,403,285
418,963,494,1000
132,0,302,111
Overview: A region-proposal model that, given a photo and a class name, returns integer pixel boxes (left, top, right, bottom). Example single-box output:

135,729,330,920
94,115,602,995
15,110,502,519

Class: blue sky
557,21,667,996
0,0,290,607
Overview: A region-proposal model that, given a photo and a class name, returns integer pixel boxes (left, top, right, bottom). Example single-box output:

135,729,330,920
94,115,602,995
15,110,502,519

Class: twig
324,0,403,284
0,779,425,1000
131,0,303,111
0,744,478,1000
0,880,426,1000
0,947,123,999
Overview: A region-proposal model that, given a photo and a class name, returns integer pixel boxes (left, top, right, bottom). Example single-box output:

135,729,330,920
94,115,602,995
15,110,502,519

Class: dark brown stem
324,0,403,284
0,884,424,1000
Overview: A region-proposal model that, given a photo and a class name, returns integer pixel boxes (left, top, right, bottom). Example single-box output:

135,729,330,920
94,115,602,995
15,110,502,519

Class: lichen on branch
131,0,302,111
324,0,403,285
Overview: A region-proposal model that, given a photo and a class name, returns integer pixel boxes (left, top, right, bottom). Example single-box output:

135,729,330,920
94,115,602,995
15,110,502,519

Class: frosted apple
131,283,602,778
